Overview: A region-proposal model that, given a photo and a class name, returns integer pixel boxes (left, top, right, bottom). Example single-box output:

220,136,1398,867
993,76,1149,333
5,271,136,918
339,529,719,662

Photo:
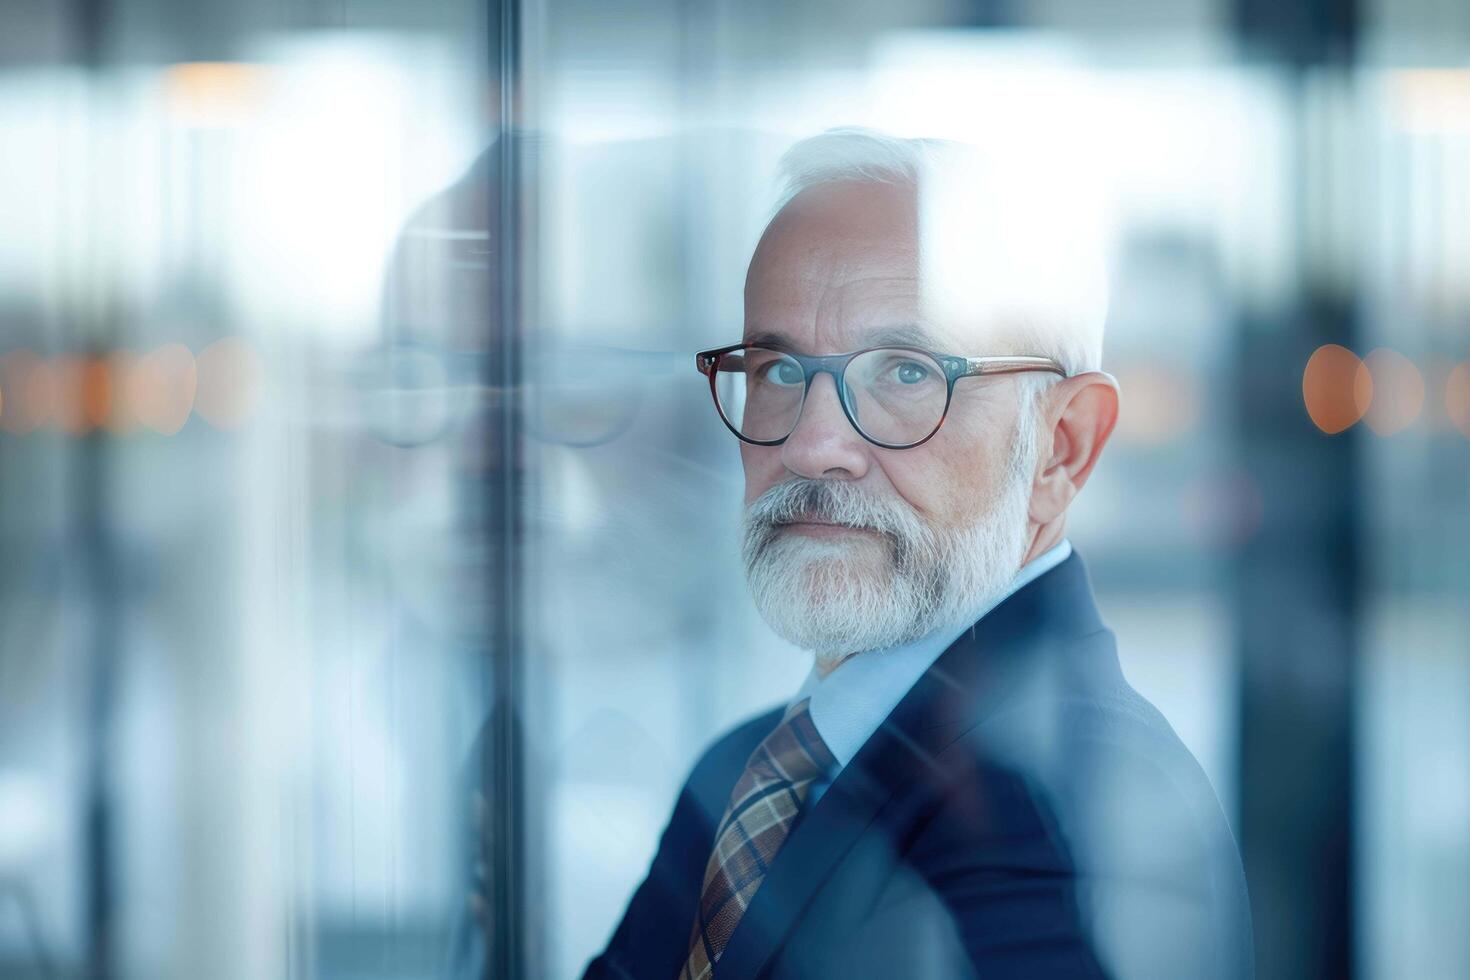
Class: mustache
742,478,936,568
744,479,901,530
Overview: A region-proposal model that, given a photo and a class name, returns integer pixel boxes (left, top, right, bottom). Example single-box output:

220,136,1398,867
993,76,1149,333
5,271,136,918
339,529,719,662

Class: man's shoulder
1059,683,1254,977
935,661,1253,977
1066,669,1236,849
958,653,1240,859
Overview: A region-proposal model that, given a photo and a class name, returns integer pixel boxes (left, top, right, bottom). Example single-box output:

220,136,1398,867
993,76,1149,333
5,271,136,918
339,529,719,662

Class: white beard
741,410,1037,671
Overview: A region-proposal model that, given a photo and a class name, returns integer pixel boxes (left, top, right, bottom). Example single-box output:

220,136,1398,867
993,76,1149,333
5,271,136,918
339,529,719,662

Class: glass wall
2,0,1469,977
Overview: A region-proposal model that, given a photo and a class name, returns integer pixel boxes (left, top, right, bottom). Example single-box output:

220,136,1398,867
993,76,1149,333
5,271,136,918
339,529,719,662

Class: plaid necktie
680,697,836,980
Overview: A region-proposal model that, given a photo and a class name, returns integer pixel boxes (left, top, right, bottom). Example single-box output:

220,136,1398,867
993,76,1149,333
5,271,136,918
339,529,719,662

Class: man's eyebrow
743,330,795,350
742,325,939,353
866,324,937,348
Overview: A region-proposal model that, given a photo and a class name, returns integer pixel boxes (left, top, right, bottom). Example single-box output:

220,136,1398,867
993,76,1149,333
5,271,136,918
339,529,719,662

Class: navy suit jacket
583,552,1253,979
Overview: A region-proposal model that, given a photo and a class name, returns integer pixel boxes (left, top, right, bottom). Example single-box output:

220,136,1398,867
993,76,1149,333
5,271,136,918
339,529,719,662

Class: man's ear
1028,372,1120,527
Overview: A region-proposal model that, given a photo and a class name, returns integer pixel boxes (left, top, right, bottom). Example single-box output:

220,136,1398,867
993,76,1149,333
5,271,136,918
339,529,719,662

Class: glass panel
5,1,1470,979
0,2,506,978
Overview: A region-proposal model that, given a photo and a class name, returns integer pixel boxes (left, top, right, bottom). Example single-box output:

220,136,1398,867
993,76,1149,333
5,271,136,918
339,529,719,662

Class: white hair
772,127,1109,379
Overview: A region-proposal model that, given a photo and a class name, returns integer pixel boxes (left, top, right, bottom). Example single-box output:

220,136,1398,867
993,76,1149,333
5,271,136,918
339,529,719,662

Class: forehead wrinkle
746,280,980,354
748,282,922,353
745,193,923,352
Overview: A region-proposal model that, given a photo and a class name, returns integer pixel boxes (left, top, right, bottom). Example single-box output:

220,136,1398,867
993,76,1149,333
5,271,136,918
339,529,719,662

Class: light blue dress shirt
791,539,1073,804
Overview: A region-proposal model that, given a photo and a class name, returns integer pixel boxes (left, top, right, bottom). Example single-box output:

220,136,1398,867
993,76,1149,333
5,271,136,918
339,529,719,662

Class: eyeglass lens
712,347,949,446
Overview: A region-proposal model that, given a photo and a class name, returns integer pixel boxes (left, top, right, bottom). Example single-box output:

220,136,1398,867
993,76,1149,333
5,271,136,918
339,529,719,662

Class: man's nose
780,372,871,481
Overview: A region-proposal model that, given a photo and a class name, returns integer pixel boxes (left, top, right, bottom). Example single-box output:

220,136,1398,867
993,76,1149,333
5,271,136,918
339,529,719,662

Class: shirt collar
791,539,1073,769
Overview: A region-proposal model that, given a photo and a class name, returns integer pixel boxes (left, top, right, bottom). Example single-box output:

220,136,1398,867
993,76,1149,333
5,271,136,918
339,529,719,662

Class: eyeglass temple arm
698,349,1065,378
962,356,1068,378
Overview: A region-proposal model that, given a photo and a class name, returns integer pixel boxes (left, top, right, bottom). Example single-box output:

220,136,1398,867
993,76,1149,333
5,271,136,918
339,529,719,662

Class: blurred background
2,0,1469,977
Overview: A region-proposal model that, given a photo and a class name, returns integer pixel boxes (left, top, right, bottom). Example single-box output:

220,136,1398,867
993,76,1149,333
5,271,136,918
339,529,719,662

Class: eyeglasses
695,343,1067,450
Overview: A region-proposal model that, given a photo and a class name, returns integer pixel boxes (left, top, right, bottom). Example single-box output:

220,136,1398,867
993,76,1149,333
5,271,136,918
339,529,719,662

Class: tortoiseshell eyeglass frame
694,342,1068,450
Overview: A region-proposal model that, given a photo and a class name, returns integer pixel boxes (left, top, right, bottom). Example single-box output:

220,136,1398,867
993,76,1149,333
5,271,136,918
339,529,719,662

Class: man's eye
893,361,930,384
761,361,804,386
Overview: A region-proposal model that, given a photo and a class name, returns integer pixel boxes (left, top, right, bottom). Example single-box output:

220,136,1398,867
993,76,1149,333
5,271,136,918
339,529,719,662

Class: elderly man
584,130,1252,980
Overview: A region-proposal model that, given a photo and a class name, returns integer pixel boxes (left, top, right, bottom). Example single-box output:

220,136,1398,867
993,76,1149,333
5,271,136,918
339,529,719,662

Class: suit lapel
712,552,1107,980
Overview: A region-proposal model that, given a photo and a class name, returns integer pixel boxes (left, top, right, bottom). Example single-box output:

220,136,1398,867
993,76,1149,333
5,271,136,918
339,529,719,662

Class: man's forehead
744,203,932,352
743,179,1046,355
742,321,956,354
747,183,917,286
743,253,974,353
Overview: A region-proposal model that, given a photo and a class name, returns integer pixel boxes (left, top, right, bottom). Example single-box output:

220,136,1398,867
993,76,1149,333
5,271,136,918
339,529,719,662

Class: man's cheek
741,455,782,503
894,470,962,528
744,477,773,506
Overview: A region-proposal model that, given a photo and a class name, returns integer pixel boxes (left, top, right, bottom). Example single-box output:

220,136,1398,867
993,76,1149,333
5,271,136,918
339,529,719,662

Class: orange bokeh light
0,350,56,435
82,358,112,430
51,356,88,435
163,62,269,126
1360,348,1424,436
51,356,114,435
194,337,262,429
104,351,141,433
129,344,197,436
1303,344,1372,435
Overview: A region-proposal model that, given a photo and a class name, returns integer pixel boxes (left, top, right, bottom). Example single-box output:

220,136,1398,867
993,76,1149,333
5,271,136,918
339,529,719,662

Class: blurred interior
3,0,1470,977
